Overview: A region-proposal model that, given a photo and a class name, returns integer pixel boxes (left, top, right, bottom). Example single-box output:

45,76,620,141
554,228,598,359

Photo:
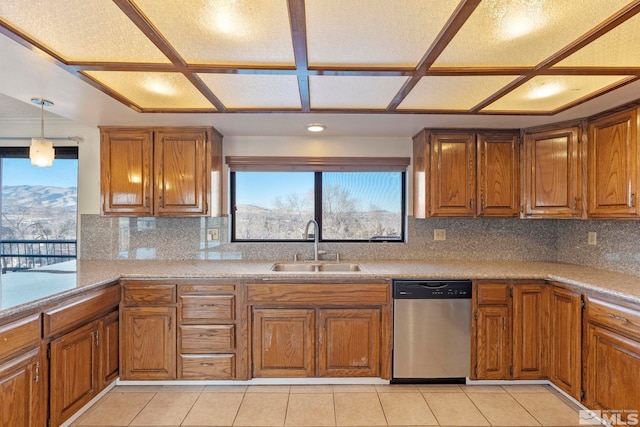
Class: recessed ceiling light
306,123,326,132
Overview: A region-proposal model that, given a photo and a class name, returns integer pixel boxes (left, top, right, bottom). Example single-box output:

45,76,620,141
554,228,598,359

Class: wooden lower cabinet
475,305,511,379
49,321,100,427
0,348,43,427
585,323,640,419
549,286,582,399
319,308,380,377
252,308,315,377
512,284,547,379
121,306,177,380
99,311,119,388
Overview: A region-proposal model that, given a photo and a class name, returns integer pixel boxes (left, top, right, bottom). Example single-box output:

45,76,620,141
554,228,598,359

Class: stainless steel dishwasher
392,279,472,382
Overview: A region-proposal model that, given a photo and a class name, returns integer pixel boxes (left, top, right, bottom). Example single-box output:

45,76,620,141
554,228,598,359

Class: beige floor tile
233,393,289,426
511,392,581,426
423,392,490,426
285,393,335,426
73,392,155,426
417,384,464,393
467,392,541,426
502,385,554,394
130,392,199,426
461,385,508,393
112,385,165,393
159,385,206,393
334,392,387,426
331,384,377,393
246,385,291,393
290,385,334,394
182,392,244,426
375,384,419,393
378,392,438,426
204,385,248,393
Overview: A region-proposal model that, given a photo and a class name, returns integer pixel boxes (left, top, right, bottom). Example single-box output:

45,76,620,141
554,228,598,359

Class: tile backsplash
80,214,640,275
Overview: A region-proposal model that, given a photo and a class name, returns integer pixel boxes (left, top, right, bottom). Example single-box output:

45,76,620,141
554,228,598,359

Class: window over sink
227,156,408,243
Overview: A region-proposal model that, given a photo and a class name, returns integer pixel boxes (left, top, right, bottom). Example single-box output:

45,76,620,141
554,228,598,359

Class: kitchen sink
270,263,362,272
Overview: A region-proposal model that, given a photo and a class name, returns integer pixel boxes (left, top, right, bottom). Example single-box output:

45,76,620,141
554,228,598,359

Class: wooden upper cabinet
430,132,476,217
523,126,582,218
154,129,210,216
100,129,154,216
414,129,518,218
477,132,520,217
101,126,222,217
588,108,640,218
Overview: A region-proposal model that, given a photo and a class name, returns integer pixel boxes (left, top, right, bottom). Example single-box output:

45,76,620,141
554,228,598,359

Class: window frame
227,156,409,243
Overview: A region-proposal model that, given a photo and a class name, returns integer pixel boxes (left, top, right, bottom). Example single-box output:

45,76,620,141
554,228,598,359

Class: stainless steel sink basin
270,263,362,272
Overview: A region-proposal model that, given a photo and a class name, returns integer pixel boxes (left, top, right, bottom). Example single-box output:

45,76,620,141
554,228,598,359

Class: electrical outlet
434,229,446,241
207,228,220,241
588,231,597,246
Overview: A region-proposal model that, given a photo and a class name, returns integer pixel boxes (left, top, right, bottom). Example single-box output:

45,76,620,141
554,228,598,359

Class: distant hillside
2,185,77,240
2,185,77,209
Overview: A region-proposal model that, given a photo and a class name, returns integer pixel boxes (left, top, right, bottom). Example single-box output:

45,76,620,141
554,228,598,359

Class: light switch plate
207,228,220,241
588,231,597,245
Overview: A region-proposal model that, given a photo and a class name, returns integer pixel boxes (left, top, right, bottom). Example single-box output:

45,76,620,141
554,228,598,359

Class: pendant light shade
30,98,55,168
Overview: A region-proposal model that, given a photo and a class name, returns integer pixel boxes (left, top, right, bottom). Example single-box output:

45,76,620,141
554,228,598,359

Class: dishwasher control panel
393,280,472,299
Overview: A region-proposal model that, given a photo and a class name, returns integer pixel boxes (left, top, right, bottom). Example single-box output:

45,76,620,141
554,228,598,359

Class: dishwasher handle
393,279,472,299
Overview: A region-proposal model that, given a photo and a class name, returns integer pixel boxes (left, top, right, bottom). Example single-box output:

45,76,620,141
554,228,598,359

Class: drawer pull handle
200,304,220,307
198,333,216,337
200,363,214,367
609,314,629,324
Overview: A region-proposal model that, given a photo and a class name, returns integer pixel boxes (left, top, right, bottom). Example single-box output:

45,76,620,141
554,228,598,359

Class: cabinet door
512,284,547,379
154,129,210,216
430,132,476,217
99,311,119,388
475,305,511,379
252,308,314,377
0,348,42,427
318,308,380,377
549,287,582,400
477,133,520,217
588,108,640,218
100,129,154,215
50,321,100,427
585,323,640,420
121,307,176,380
523,127,581,217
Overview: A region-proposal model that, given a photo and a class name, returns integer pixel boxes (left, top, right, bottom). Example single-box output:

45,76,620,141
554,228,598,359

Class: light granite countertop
1,259,639,322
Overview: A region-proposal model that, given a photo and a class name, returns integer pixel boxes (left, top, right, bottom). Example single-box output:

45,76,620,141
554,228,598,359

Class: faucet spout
303,219,320,261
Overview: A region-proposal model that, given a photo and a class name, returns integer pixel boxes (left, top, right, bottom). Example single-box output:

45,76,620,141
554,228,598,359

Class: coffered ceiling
1,0,639,117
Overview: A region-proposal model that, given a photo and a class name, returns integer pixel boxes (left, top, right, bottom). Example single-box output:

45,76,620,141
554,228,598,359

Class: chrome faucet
303,219,320,261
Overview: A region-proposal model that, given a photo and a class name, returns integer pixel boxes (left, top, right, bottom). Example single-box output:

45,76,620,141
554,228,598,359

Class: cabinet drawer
477,282,510,305
0,314,41,360
180,354,234,379
588,297,640,340
180,295,235,322
180,325,235,352
124,284,176,305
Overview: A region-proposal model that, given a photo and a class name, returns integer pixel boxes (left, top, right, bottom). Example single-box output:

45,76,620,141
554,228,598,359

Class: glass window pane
322,172,403,241
234,172,314,240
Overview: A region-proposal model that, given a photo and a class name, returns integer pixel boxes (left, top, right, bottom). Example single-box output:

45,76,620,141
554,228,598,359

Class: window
228,157,408,242
0,147,78,272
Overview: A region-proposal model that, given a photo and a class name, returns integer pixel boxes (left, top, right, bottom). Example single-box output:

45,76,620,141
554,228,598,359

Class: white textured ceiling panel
84,71,215,110
482,75,634,112
306,0,460,67
133,0,295,66
198,74,301,109
309,76,408,109
398,75,518,110
0,0,170,63
433,0,632,67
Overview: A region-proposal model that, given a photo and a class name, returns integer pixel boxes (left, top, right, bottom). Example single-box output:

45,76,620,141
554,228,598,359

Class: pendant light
30,98,55,167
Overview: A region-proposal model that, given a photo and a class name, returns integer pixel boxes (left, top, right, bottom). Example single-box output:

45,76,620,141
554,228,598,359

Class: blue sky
235,171,402,212
2,158,78,188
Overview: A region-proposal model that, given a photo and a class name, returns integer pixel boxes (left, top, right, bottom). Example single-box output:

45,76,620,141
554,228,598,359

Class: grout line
230,390,247,427
127,390,158,426
177,389,203,426
375,390,391,426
